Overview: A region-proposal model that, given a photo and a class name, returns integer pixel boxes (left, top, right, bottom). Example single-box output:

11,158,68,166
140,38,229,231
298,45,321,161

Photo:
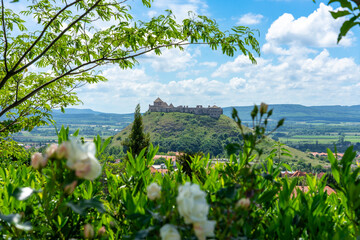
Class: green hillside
110,112,325,168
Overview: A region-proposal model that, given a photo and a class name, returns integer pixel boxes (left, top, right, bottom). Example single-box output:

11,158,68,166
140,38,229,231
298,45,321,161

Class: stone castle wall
148,98,223,118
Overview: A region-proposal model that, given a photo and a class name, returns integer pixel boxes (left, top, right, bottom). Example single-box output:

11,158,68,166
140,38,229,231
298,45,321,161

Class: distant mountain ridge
223,104,360,122
51,104,360,124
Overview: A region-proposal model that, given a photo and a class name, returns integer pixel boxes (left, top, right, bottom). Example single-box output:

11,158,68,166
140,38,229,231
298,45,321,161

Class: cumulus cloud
141,47,195,72
237,13,264,25
263,3,354,55
211,48,360,106
151,0,209,22
200,62,218,67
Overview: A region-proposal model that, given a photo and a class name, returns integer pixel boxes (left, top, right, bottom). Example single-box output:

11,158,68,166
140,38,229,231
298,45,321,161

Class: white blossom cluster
31,140,101,181
147,182,215,240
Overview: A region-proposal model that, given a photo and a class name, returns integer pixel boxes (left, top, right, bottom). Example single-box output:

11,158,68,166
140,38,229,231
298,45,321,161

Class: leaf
276,118,285,128
66,199,106,216
327,149,340,184
0,214,32,231
73,129,80,137
267,158,273,174
282,163,292,171
100,136,112,154
330,10,351,19
12,187,37,201
306,174,316,191
257,189,278,204
338,17,359,43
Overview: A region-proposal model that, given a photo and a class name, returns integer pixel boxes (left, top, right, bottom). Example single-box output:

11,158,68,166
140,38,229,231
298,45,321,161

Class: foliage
3,108,360,239
122,104,150,158
314,0,360,42
0,0,260,140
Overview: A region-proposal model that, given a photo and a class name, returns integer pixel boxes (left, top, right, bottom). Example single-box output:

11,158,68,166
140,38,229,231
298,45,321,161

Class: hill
51,108,133,126
110,112,324,168
223,105,360,122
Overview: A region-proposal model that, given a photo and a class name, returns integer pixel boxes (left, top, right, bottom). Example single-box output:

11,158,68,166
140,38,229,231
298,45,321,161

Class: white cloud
151,0,209,22
200,62,218,67
147,10,158,18
142,47,195,72
264,3,354,54
237,13,264,25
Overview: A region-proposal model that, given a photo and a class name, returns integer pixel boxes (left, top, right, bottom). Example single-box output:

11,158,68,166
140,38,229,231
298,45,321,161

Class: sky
14,0,360,113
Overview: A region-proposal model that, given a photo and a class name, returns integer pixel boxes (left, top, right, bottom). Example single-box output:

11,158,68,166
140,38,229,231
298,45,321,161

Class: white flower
31,152,47,169
64,140,101,181
193,220,216,240
147,182,161,200
160,224,181,240
176,182,209,224
236,198,251,210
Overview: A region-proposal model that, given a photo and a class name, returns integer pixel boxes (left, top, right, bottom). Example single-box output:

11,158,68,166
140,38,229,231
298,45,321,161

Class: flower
147,182,161,200
64,140,101,181
31,152,47,169
84,223,94,239
46,143,58,158
160,224,181,240
193,220,216,240
236,198,251,210
176,182,209,224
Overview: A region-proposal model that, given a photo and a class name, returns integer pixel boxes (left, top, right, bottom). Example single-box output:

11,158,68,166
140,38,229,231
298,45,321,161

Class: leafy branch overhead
0,0,260,139
314,0,360,42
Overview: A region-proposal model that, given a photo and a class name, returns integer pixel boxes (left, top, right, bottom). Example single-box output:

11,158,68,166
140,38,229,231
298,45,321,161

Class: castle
148,98,223,118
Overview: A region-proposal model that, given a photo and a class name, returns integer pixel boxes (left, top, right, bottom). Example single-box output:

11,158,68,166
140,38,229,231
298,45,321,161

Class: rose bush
1,107,360,239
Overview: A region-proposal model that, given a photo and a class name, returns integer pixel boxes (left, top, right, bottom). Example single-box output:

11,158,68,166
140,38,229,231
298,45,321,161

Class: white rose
193,220,216,240
160,224,181,240
147,182,161,200
176,182,209,224
64,140,101,181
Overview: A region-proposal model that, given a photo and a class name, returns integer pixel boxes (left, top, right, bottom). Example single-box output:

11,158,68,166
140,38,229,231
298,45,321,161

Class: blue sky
37,0,360,113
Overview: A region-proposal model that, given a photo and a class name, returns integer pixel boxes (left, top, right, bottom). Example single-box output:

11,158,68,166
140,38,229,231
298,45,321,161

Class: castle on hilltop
148,98,223,118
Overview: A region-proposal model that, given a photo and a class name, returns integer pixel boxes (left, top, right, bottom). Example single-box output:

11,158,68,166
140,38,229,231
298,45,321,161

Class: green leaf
282,163,292,171
12,187,37,201
257,189,278,204
330,10,351,19
100,137,112,154
338,17,359,43
306,174,316,191
66,198,106,216
327,149,340,184
73,129,80,137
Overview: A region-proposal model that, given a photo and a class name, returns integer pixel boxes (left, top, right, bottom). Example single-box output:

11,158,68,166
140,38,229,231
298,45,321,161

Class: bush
2,106,360,239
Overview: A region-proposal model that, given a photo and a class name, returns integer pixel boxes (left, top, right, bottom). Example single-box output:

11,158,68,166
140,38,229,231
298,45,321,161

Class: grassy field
279,135,360,144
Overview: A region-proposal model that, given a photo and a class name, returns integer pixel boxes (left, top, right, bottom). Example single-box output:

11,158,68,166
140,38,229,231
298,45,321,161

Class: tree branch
0,0,101,91
10,0,82,74
13,0,101,75
0,39,220,118
1,0,8,73
351,0,360,7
